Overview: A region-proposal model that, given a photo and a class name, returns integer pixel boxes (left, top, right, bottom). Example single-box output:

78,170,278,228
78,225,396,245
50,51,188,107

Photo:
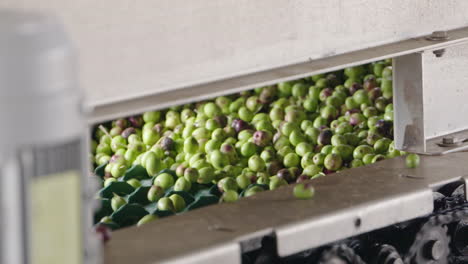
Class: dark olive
296,174,309,183
115,119,128,129
277,168,293,183
267,160,283,176
213,115,228,127
349,83,362,95
128,116,143,128
363,77,377,91
259,86,278,103
121,127,136,139
318,129,333,146
232,118,250,133
253,130,272,147
161,137,174,151
368,87,382,101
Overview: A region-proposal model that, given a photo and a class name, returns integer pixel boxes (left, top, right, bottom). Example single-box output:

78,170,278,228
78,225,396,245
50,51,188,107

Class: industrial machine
1,1,468,264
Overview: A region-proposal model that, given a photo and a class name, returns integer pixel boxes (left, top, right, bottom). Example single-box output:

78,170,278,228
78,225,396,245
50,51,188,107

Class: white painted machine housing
1,1,468,264
0,1,467,107
2,1,467,151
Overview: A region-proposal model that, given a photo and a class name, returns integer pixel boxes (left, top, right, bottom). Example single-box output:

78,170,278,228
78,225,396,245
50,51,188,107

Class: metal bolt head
433,49,446,58
426,31,449,41
442,137,454,144
433,31,448,39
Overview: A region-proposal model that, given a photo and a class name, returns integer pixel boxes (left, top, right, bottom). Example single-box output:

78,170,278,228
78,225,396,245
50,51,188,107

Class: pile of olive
92,60,401,228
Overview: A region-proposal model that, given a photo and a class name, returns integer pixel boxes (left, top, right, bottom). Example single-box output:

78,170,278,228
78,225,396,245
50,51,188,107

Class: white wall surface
1,1,468,107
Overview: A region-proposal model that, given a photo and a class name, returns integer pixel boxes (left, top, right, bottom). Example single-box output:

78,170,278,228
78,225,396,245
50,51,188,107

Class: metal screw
426,31,449,57
433,49,446,57
426,31,449,41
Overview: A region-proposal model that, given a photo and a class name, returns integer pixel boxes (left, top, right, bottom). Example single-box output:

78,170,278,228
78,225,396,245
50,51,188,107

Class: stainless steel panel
2,1,468,107
276,190,431,257
394,42,468,154
105,152,468,264
393,53,426,152
90,27,468,123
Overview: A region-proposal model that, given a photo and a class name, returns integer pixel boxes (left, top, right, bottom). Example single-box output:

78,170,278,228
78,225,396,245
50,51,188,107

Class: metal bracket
394,30,468,155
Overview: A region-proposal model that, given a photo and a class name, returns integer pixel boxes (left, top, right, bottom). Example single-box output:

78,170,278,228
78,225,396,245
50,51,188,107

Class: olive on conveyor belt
92,60,414,229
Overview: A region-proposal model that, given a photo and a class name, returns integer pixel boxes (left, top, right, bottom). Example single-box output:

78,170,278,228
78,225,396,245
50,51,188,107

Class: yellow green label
31,171,82,264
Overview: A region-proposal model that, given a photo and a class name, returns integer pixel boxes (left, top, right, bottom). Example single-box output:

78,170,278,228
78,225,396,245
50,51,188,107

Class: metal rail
104,152,468,264
89,26,468,124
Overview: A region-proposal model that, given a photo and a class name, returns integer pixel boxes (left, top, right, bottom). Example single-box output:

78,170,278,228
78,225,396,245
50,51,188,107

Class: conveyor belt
104,152,468,264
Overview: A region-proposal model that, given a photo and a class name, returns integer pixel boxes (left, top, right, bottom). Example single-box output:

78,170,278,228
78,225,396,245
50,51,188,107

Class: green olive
157,197,175,212
174,177,192,192
154,173,175,189
303,164,322,177
137,214,158,227
111,163,127,178
295,142,313,157
321,145,334,155
126,179,141,189
406,153,420,168
280,122,299,137
363,153,376,165
221,190,239,202
351,159,364,168
184,168,199,183
111,193,127,211
198,167,216,184
210,150,230,169
372,154,386,163
313,153,326,166
238,107,254,122
324,153,343,171
353,145,374,160
236,174,251,190
248,155,266,172
374,138,392,154
241,142,257,157
283,153,300,168
331,144,354,162
143,111,161,123
301,152,315,168
104,178,117,187
244,186,264,197
184,137,199,154
100,216,113,224
145,151,163,176
269,176,288,190
293,183,315,199
169,194,186,212
289,130,306,147
204,102,222,118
